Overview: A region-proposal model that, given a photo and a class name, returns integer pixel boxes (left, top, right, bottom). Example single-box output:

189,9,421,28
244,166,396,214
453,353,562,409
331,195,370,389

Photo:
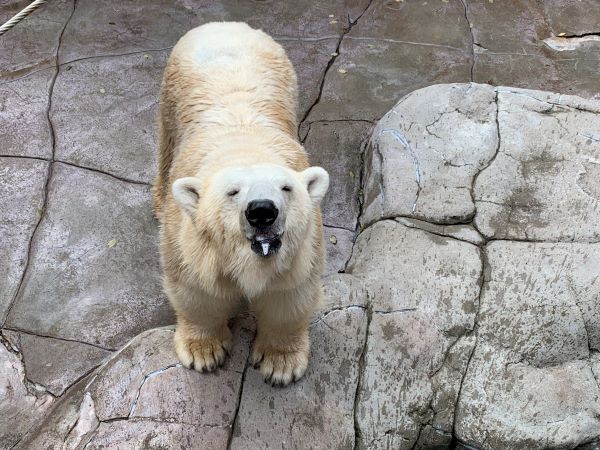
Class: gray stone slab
16,325,249,449
323,227,354,274
474,52,600,101
480,241,597,363
59,0,193,62
305,120,372,229
474,88,600,241
230,307,367,450
60,0,370,61
52,52,167,183
0,157,48,322
457,343,600,449
309,35,471,122
2,331,110,396
0,0,72,80
0,337,54,450
544,0,600,37
361,83,498,226
0,68,54,158
466,0,600,99
277,38,338,121
6,163,172,349
455,241,600,449
350,0,470,49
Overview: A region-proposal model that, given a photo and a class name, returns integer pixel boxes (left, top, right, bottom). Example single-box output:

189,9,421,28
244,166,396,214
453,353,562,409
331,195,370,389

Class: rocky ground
1,1,599,449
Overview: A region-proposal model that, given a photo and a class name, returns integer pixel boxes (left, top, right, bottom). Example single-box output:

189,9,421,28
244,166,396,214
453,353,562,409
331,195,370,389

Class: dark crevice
226,356,250,449
2,326,116,352
352,301,372,450
54,160,151,186
1,0,77,329
450,245,487,447
459,0,475,82
554,31,600,39
0,154,151,186
297,0,376,135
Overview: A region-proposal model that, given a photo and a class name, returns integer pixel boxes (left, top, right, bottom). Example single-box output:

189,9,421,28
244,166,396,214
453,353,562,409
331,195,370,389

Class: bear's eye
282,185,292,192
227,189,239,197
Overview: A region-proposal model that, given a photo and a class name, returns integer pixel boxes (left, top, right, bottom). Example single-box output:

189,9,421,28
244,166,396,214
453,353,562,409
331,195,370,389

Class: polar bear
152,22,330,386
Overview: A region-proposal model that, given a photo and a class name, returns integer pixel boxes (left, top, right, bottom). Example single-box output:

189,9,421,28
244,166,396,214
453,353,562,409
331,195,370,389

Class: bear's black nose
245,199,278,227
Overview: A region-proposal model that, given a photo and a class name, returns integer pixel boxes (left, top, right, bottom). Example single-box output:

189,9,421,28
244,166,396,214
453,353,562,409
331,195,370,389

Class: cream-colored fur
152,22,329,386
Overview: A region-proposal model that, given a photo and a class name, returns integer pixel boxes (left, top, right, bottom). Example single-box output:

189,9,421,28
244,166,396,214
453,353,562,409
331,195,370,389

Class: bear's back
165,22,298,138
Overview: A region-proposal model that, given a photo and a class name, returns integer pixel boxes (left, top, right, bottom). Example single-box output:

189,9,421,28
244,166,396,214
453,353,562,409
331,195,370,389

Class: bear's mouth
250,232,282,258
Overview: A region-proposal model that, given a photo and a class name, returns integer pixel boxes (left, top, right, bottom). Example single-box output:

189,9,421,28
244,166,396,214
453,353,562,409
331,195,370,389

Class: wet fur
152,22,326,385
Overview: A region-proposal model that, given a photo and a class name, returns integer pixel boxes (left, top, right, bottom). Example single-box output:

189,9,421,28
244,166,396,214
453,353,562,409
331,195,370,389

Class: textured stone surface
59,0,369,61
0,0,72,80
0,336,54,449
0,69,54,158
4,0,600,446
362,83,498,226
323,227,354,274
0,158,48,322
347,220,481,448
305,120,371,229
544,0,600,37
2,331,110,396
466,0,600,99
474,88,600,241
455,241,600,449
6,164,172,349
309,37,472,122
52,52,166,183
278,38,339,119
231,307,366,450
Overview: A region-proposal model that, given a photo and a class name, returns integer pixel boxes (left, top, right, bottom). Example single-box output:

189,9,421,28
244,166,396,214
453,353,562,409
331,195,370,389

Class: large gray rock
362,83,498,226
347,220,482,448
474,88,600,241
455,241,600,449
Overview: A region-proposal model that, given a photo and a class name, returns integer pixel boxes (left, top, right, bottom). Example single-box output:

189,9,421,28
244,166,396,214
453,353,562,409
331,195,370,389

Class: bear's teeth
261,242,270,256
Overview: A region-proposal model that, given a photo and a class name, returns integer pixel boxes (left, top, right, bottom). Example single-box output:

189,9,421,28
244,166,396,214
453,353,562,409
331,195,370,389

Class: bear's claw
174,331,232,373
251,346,308,387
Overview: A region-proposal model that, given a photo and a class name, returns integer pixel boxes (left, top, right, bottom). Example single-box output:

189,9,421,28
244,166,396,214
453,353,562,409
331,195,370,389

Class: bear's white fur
152,22,329,386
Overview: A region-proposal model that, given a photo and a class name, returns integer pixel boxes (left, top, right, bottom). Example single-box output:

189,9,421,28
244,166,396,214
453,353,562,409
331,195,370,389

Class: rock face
5,82,600,450
359,83,600,449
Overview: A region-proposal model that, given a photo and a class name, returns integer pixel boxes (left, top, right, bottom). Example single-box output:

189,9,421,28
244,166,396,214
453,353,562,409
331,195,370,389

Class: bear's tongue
253,233,281,257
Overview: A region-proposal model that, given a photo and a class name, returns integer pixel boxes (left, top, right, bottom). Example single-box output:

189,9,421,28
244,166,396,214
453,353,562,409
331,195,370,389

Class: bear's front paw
174,327,232,372
251,344,309,387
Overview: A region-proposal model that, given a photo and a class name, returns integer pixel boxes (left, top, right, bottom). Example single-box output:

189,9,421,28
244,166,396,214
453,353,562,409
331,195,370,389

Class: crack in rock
128,363,182,417
379,128,421,213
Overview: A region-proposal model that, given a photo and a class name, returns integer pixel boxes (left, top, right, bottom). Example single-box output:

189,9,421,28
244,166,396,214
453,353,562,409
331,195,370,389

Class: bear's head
172,164,329,260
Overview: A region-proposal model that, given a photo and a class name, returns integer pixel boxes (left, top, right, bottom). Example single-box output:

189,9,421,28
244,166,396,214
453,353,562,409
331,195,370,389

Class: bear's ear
172,177,203,216
300,167,329,203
